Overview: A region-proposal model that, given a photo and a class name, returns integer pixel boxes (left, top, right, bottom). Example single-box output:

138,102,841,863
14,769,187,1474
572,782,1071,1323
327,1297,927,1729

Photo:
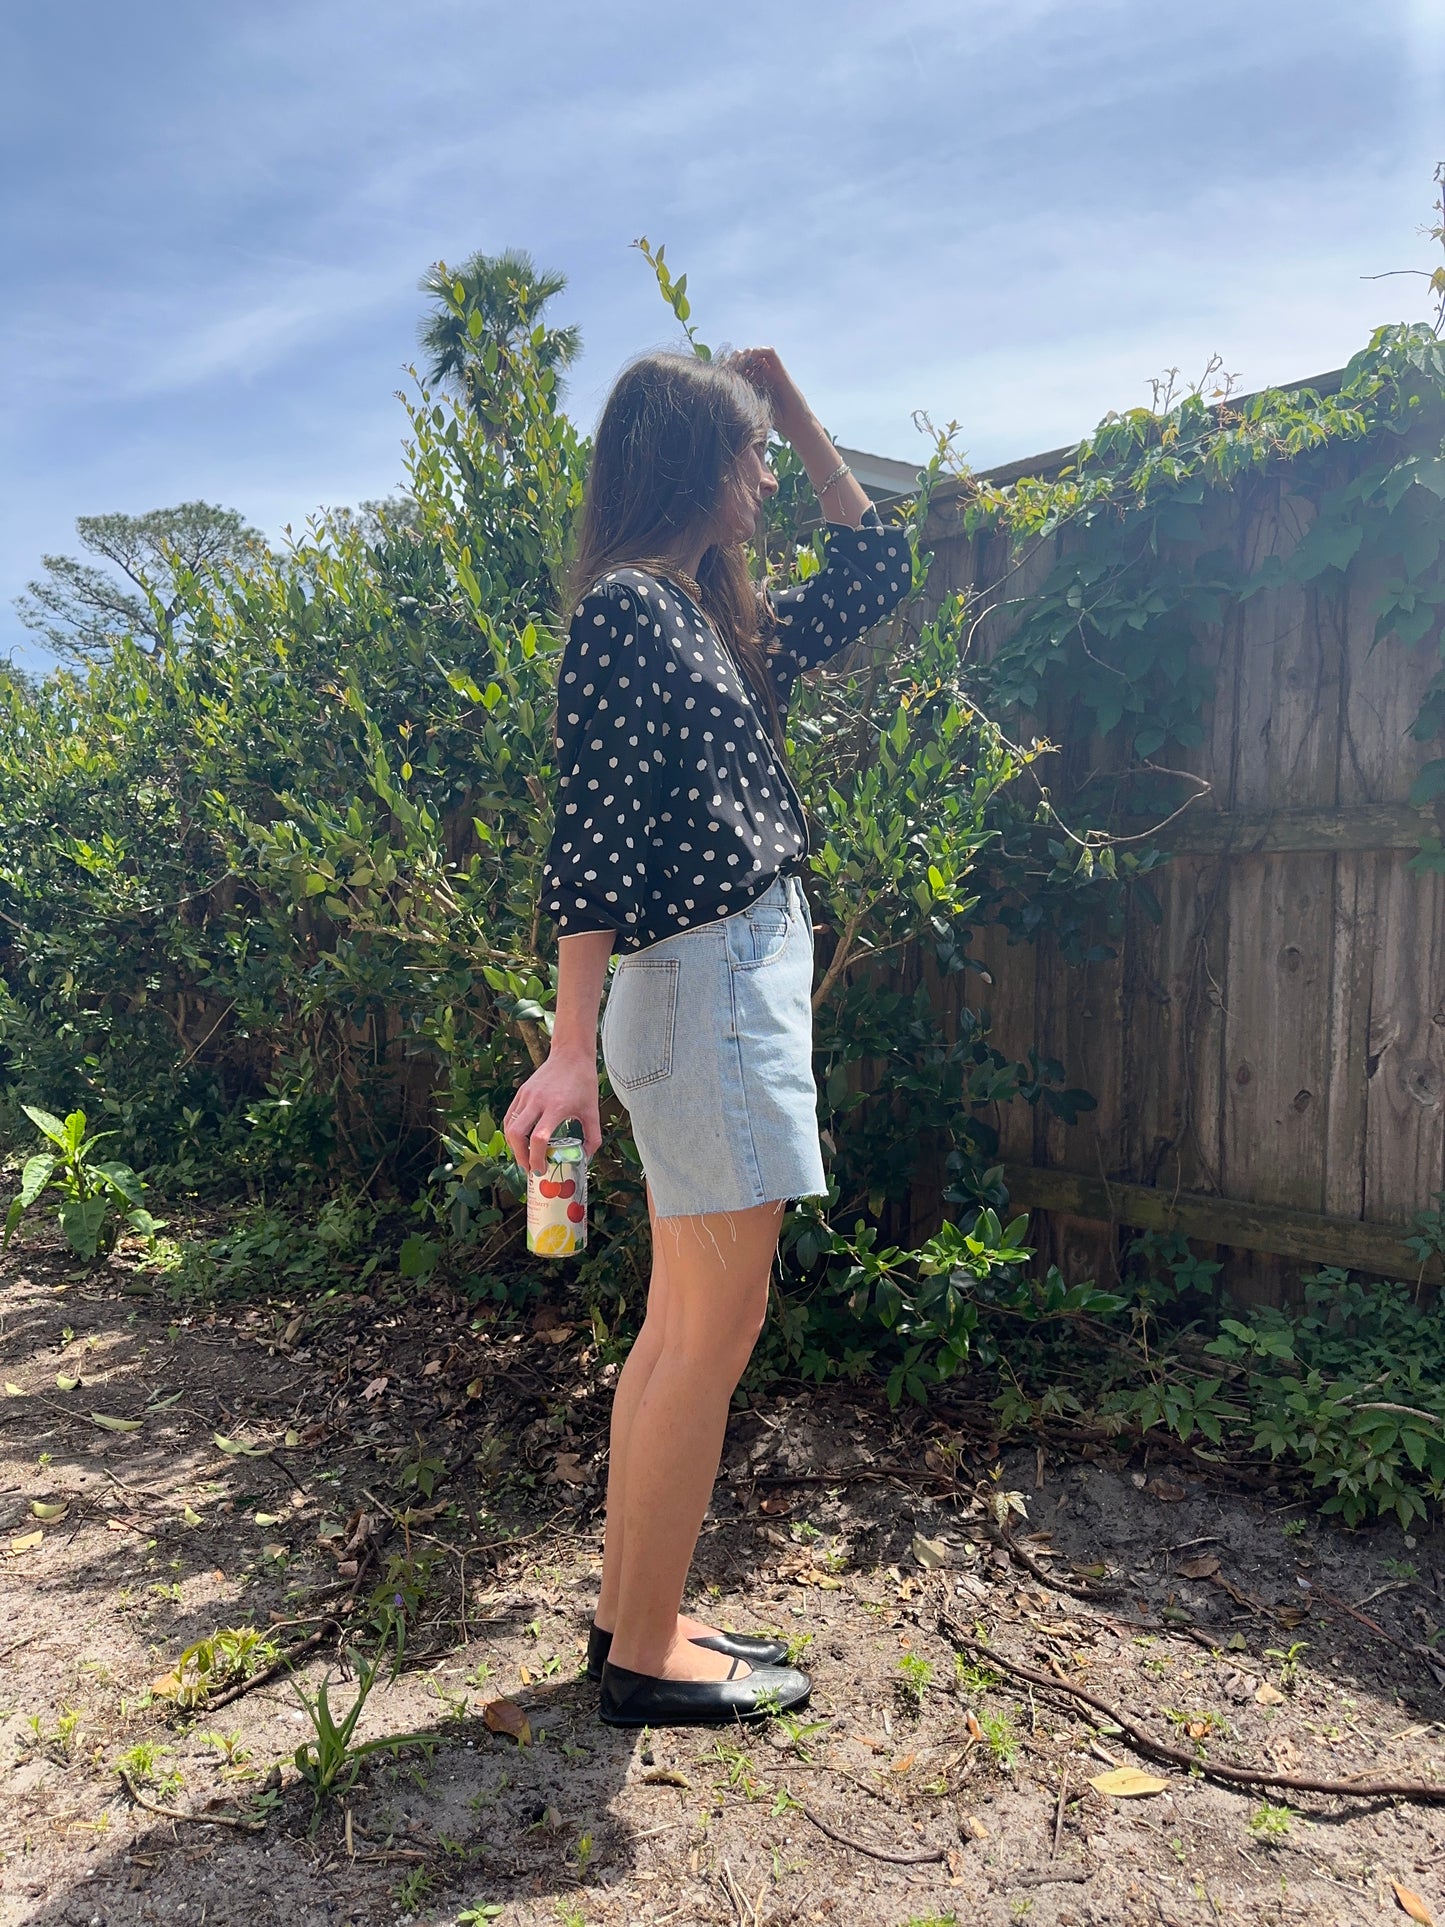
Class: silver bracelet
816,460,852,496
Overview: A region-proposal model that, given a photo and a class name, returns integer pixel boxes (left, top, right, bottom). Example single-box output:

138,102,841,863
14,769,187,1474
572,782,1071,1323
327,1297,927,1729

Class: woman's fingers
505,1070,602,1169
527,1108,567,1174
503,1092,540,1170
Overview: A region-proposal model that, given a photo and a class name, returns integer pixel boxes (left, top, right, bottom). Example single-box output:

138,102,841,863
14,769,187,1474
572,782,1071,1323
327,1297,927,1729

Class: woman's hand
729,347,812,443
503,928,613,1174
730,346,873,530
504,1046,602,1175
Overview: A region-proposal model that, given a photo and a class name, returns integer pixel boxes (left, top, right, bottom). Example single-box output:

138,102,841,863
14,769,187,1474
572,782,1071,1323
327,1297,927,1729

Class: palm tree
417,248,581,416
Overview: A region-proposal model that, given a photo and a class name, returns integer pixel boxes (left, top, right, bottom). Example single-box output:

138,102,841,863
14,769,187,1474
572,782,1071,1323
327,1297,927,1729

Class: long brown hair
567,351,783,743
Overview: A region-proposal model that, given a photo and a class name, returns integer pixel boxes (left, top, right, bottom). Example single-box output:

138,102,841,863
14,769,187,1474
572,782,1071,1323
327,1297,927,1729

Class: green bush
4,257,1442,1455
0,264,1071,1393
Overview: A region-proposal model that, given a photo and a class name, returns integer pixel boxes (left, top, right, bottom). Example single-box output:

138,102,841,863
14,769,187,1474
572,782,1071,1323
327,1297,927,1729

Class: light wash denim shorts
600,874,826,1219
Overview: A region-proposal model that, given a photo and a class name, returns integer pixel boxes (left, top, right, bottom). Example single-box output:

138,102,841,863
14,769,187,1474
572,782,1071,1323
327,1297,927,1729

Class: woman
503,347,911,1727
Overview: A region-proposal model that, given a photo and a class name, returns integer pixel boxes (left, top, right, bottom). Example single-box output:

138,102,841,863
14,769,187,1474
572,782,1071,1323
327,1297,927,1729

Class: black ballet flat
586,1620,792,1684
598,1656,812,1728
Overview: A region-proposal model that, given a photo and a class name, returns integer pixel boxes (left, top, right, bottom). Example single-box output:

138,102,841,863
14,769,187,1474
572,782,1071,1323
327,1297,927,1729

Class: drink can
526,1135,587,1257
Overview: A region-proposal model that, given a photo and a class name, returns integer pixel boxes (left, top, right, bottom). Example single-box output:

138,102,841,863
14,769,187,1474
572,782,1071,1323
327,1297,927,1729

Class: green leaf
400,1234,440,1279
92,1161,145,1207
17,1154,57,1209
57,1197,108,1259
1410,759,1445,807
20,1105,67,1148
90,1412,143,1432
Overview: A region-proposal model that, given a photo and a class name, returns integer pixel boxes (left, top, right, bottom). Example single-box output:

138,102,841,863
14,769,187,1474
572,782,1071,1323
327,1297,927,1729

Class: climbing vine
943,323,1445,854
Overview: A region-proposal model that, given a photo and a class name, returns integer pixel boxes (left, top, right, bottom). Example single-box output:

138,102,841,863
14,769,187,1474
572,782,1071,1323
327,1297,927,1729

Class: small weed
24,1705,84,1763
978,1708,1018,1771
1281,1517,1308,1539
195,1730,252,1770
1381,1557,1420,1582
1264,1641,1308,1691
116,1741,183,1801
156,1626,280,1710
705,1737,760,1800
466,1658,495,1688
569,1829,595,1873
953,1653,1002,1696
422,1676,469,1723
897,1651,935,1710
772,1709,830,1760
291,1650,442,1827
457,1907,504,1925
1249,1800,1294,1841
392,1867,435,1911
554,1901,586,1927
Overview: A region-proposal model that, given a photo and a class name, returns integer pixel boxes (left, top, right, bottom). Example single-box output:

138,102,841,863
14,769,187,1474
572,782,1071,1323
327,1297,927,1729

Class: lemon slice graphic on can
532,1222,574,1257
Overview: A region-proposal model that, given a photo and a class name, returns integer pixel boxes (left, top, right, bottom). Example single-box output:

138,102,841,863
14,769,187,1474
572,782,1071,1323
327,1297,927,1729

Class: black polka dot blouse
541,509,912,953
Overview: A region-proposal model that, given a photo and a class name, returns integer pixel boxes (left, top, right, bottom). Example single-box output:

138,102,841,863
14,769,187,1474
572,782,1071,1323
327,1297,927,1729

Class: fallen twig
993,1525,1117,1602
119,1768,266,1832
1313,1585,1441,1677
798,1801,947,1864
1052,1769,1068,1856
1015,1861,1090,1887
939,1612,1445,1803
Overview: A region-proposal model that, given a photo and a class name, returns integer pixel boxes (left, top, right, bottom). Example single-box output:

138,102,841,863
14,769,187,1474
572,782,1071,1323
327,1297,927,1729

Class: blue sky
2,0,1442,669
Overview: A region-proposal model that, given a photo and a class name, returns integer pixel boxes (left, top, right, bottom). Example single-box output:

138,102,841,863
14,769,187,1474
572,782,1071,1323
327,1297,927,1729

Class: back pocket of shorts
602,958,680,1090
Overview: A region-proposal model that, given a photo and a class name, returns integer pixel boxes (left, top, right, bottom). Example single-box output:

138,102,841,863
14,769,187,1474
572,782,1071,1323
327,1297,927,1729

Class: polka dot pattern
541,510,911,951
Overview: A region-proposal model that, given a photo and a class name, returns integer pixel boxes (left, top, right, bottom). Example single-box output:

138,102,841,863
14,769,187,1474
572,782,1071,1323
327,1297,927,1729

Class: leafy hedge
3,282,1445,1506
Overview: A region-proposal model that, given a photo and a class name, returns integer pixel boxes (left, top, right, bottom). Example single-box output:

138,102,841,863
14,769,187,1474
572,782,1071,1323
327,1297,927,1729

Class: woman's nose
760,468,779,498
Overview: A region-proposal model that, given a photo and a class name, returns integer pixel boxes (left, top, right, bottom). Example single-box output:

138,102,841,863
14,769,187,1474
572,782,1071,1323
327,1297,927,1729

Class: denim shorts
600,874,826,1218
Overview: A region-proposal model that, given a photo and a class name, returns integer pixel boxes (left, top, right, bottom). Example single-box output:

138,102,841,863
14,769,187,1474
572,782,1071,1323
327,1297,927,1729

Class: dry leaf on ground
8,1529,43,1554
548,1452,592,1486
1089,1768,1169,1797
1146,1478,1187,1503
1393,1882,1435,1924
1177,1553,1220,1579
482,1698,531,1745
1255,1682,1287,1706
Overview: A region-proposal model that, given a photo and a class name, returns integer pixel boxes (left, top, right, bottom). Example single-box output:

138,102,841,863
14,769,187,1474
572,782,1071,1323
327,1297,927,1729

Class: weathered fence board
906,403,1445,1300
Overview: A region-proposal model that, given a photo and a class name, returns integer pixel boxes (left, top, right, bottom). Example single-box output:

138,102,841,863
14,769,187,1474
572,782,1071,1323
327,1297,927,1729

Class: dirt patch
3,1224,1445,1925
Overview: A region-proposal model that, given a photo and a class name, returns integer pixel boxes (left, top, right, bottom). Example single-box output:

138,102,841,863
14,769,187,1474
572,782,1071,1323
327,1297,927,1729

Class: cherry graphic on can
527,1134,587,1257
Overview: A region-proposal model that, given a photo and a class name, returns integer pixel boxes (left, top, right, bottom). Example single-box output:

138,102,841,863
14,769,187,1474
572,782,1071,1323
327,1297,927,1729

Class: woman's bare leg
605,1201,783,1681
593,1190,670,1635
594,1187,737,1643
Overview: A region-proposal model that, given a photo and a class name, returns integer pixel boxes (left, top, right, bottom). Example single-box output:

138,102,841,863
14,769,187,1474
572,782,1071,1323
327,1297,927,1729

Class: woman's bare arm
503,928,614,1173
730,347,873,529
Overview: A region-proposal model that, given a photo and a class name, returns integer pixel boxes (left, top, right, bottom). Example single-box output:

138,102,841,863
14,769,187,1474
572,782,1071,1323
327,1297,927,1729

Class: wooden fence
899,392,1445,1301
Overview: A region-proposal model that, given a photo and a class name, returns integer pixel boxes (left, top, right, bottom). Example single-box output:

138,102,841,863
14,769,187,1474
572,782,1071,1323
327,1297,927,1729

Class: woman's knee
670,1274,769,1368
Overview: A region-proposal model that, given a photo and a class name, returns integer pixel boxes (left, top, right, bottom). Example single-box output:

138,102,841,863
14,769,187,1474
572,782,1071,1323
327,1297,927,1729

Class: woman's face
709,438,778,548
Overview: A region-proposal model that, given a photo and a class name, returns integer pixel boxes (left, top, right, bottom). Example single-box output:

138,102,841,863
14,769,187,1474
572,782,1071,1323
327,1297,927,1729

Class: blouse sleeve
765,507,913,701
540,579,661,941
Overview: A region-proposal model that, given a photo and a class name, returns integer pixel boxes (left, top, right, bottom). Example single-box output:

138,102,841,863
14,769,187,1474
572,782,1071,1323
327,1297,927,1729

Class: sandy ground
3,1225,1445,1925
